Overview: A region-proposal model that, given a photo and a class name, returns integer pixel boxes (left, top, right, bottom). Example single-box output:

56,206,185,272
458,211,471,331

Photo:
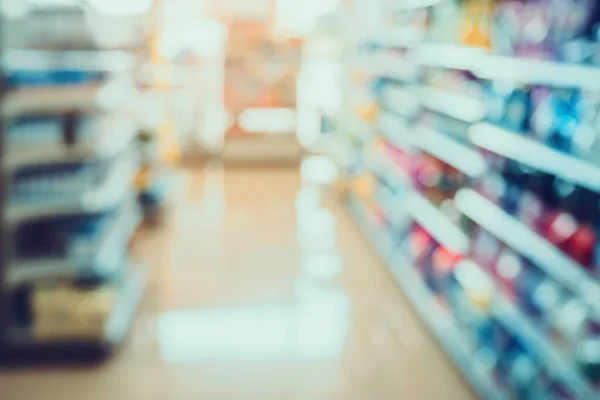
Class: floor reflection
0,163,474,400
157,159,349,364
157,289,349,363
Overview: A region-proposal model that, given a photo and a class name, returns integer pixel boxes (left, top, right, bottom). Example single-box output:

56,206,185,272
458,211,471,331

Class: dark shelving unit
0,4,150,365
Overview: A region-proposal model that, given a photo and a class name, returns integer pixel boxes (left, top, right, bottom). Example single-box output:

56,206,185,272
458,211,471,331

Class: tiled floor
0,163,473,400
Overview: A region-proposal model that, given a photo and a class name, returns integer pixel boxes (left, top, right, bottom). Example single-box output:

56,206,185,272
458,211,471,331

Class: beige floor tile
0,164,473,400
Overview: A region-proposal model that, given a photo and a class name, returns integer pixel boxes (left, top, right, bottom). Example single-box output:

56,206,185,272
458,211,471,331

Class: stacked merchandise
343,0,600,398
0,5,149,362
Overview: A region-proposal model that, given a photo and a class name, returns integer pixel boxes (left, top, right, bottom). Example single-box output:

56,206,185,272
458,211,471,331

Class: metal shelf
418,87,485,123
456,189,600,311
416,43,600,89
377,111,413,150
0,260,149,364
469,123,600,193
405,191,469,254
6,198,141,287
346,195,505,400
380,85,420,118
376,110,487,179
358,53,419,83
461,260,597,398
396,0,449,11
476,54,600,90
1,77,135,117
412,125,487,178
4,114,138,170
366,27,423,49
6,150,138,223
2,50,135,73
492,289,596,399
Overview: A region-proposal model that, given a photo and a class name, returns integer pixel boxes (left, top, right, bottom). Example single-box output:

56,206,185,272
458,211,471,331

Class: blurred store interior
2,0,600,399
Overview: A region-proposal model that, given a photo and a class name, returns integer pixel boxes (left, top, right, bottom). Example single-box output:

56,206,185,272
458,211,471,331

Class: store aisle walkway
0,163,473,400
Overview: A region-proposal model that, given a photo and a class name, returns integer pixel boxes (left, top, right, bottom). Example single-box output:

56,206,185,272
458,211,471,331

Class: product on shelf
32,280,119,342
0,2,149,363
343,0,600,397
492,0,600,62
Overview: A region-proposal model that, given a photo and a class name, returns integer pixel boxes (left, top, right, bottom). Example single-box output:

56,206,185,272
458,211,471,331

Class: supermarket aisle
0,163,472,400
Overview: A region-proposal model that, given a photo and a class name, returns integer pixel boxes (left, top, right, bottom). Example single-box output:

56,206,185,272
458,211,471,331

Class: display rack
0,4,149,364
346,194,504,400
340,0,600,398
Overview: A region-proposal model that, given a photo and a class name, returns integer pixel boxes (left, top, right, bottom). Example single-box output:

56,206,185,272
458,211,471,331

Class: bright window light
158,20,227,60
28,0,81,5
274,0,342,37
88,0,153,15
301,155,339,185
238,108,296,134
157,290,349,362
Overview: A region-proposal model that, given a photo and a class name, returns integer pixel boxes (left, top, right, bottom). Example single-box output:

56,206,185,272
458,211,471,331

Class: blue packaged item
547,379,578,399
500,182,522,216
69,213,114,262
7,116,64,147
15,211,110,259
7,114,93,147
484,81,510,127
495,335,525,381
571,91,600,159
6,69,102,88
504,88,532,133
370,77,387,100
531,87,555,142
485,82,531,132
546,89,582,154
514,259,545,318
12,161,105,206
560,1,600,64
509,357,544,399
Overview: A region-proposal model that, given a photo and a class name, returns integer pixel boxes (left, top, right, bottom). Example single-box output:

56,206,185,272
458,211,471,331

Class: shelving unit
416,42,600,90
456,189,600,310
490,284,596,399
6,197,141,287
468,123,600,192
346,195,505,400
1,262,149,364
340,0,600,397
0,4,150,364
4,114,138,170
418,87,485,123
